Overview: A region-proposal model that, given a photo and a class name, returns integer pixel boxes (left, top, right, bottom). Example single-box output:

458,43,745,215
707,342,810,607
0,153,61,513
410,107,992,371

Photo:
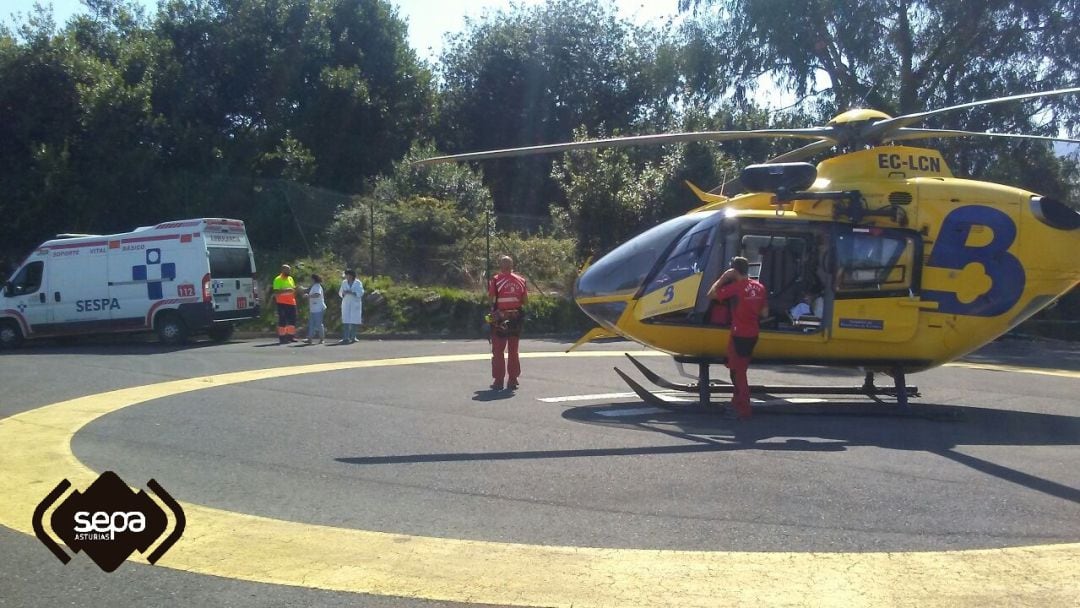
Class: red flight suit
713,278,767,418
488,271,528,386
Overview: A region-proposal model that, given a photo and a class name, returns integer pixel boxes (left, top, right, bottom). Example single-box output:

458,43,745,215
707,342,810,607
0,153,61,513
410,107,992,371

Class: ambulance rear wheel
155,312,189,345
0,320,23,349
207,323,234,342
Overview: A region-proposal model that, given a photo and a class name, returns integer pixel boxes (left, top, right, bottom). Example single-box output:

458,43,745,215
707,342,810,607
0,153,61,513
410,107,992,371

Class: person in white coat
338,269,364,344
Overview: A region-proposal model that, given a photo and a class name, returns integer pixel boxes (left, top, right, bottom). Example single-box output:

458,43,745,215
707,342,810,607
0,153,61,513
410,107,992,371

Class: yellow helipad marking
1,351,1078,607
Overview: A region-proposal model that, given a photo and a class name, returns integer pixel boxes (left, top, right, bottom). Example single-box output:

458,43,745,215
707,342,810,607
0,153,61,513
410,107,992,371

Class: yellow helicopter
419,88,1080,408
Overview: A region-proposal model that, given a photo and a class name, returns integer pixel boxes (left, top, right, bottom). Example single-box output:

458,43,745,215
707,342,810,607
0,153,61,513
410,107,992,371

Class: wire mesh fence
248,178,576,295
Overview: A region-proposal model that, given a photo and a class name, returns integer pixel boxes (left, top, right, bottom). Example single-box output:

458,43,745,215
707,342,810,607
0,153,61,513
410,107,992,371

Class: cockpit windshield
575,213,712,299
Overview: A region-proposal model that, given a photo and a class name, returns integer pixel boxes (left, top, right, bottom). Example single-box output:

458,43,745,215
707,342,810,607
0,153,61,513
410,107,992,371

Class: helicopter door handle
897,299,939,310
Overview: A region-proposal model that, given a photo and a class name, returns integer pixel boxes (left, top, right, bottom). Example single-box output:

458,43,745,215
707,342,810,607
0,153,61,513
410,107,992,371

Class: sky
397,0,681,62
2,0,684,62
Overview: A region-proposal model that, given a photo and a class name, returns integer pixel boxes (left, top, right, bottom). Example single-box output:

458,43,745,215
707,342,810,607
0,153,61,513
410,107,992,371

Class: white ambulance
1,218,260,347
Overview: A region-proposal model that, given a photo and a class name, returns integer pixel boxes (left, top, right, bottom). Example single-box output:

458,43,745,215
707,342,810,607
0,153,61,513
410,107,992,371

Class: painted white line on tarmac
538,392,641,403
594,407,669,417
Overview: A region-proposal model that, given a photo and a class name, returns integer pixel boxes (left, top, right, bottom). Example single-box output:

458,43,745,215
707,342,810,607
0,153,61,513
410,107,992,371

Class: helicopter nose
573,260,632,329
574,296,628,330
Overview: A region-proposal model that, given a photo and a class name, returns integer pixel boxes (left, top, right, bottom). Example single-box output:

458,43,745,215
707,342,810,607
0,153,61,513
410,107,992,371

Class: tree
679,0,1079,115
0,1,170,263
678,0,1080,197
325,143,492,282
551,123,738,260
369,143,494,217
0,0,436,266
153,0,434,192
437,0,677,216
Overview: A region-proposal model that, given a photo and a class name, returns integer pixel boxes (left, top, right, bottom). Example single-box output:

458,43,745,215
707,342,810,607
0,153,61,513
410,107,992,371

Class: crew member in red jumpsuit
708,257,769,419
488,256,528,390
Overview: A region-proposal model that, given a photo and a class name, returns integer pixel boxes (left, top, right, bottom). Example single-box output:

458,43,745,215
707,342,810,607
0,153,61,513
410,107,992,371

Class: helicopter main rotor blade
412,129,837,166
885,128,1080,145
766,139,838,163
863,86,1080,142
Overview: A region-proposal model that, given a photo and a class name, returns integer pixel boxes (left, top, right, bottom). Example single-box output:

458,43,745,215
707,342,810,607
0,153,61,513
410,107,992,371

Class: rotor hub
827,109,893,126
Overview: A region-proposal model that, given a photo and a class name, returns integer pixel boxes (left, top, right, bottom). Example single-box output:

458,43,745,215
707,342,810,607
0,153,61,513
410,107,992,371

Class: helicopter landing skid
615,353,919,411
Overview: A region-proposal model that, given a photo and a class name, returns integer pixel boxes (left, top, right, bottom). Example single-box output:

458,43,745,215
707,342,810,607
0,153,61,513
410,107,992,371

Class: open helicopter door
727,223,830,341
829,226,923,342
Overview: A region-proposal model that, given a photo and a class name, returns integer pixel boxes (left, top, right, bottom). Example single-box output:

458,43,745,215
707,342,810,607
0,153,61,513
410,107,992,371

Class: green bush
326,195,487,285
362,284,591,336
379,197,483,283
459,232,578,293
241,253,591,336
370,142,493,217
322,201,371,269
324,141,498,285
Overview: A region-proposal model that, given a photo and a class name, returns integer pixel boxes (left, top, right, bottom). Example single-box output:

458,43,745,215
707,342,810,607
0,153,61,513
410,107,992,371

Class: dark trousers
276,303,297,343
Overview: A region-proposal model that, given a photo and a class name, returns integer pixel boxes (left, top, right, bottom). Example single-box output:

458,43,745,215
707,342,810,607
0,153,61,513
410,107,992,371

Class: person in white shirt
302,273,326,344
789,291,814,321
338,269,364,344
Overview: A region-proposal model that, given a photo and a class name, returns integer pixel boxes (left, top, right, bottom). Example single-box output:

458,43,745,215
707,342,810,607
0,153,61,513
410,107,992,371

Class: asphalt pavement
1,335,1077,607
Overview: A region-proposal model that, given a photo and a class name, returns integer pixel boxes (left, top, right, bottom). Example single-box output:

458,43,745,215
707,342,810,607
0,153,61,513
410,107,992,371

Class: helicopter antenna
856,84,878,110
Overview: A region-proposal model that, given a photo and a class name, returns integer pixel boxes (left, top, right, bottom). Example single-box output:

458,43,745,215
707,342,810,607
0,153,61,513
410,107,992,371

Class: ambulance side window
7,261,44,296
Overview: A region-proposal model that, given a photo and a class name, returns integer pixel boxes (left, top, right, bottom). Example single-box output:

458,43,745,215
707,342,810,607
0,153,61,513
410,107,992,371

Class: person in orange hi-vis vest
487,256,528,390
270,264,298,344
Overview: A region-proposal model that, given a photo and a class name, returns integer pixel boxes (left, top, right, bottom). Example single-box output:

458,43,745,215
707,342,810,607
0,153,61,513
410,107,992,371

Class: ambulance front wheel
0,320,24,349
207,323,234,342
155,312,189,345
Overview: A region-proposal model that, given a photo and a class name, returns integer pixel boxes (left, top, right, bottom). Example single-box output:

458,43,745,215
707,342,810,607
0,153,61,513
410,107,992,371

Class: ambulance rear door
204,222,258,320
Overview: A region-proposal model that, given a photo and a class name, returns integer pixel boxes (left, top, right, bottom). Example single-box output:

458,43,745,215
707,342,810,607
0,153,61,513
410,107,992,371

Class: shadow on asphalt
753,364,867,378
0,336,229,355
337,401,1080,504
960,337,1080,371
471,389,516,402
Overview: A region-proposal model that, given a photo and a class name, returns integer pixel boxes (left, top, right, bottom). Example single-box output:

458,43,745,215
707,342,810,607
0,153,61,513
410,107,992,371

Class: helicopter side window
835,230,916,295
575,214,705,299
641,226,714,296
